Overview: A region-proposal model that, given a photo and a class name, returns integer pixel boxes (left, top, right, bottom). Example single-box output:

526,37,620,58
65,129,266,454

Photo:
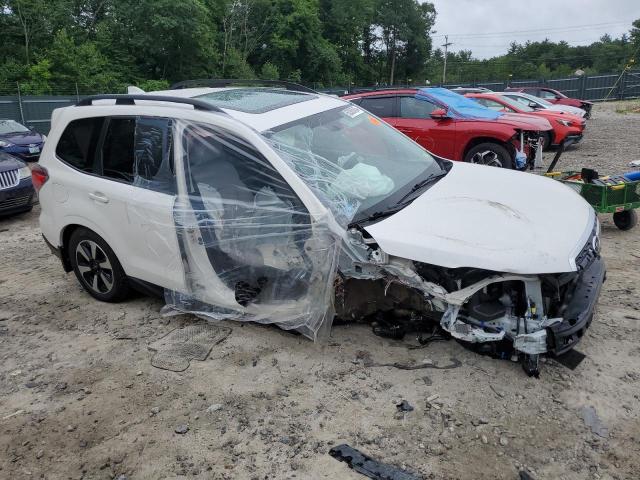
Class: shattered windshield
264,105,443,225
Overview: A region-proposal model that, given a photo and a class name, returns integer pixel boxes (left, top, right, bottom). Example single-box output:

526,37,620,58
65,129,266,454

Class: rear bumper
547,256,605,356
42,233,72,272
0,179,35,215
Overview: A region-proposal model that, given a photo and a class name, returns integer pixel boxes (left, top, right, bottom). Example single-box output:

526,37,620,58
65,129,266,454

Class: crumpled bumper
547,256,605,355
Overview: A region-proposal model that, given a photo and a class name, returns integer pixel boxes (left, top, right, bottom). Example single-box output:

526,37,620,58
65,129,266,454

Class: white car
34,81,604,375
498,91,587,118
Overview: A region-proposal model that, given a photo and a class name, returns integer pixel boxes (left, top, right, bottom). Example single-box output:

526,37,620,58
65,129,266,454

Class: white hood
547,104,586,117
364,162,595,274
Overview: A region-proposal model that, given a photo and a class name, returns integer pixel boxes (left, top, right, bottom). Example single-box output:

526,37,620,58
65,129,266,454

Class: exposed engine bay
336,226,600,376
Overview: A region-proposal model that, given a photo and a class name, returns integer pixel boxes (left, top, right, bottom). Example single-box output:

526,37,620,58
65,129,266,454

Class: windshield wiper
350,204,409,226
395,170,448,205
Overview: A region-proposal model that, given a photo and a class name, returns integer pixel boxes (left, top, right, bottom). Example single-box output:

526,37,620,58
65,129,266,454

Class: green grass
615,100,640,114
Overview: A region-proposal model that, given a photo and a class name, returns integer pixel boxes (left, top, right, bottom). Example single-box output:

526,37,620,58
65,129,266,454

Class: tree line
0,0,638,95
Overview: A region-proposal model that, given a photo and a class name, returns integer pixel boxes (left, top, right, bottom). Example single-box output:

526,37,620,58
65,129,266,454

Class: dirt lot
1,101,639,480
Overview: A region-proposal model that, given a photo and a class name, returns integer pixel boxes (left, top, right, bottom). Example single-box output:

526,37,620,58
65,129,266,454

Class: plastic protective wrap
415,87,503,120
136,104,440,341
161,120,342,340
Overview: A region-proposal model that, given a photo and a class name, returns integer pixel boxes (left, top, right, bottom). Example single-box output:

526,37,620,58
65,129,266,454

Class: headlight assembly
18,166,31,179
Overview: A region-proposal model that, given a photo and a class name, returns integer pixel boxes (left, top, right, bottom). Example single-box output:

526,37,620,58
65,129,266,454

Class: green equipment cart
543,140,639,231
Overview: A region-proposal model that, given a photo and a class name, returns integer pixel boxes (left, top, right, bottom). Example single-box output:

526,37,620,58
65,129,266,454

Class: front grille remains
575,223,599,271
0,169,19,190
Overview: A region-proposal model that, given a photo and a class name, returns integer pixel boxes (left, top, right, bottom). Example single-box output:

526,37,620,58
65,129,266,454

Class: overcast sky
429,0,640,59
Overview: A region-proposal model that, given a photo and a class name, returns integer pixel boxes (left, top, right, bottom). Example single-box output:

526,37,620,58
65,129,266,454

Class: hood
534,110,586,126
546,104,586,117
495,113,553,132
364,161,594,274
0,130,43,146
0,152,26,172
554,98,587,108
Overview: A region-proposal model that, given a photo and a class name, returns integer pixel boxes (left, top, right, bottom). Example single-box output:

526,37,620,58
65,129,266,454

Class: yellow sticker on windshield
368,115,381,126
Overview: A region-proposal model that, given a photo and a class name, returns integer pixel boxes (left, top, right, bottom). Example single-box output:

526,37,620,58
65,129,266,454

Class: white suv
36,81,604,375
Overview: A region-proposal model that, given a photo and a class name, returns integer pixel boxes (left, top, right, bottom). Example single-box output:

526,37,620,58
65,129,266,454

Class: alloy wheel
75,240,114,294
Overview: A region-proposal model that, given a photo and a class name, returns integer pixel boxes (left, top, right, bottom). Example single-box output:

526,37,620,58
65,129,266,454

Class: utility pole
441,35,453,85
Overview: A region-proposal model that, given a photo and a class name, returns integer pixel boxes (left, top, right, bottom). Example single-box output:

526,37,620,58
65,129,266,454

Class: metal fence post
578,75,587,100
618,70,626,100
75,82,80,102
16,82,25,124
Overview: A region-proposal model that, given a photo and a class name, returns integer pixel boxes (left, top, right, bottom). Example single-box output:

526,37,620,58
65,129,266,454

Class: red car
505,86,593,118
342,88,553,170
465,93,586,149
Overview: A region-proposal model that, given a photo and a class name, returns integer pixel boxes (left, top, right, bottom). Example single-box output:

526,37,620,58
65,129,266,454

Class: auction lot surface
1,101,639,480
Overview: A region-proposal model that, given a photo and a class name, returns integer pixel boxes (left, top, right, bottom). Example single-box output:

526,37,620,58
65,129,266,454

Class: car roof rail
169,78,317,94
76,94,225,112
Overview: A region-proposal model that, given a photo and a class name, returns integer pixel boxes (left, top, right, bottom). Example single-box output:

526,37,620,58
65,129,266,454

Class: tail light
31,164,49,192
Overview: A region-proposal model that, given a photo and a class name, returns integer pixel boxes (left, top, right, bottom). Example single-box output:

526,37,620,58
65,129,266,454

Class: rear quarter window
56,117,104,172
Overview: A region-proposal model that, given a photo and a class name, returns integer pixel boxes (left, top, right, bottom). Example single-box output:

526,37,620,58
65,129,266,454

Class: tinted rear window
56,117,104,172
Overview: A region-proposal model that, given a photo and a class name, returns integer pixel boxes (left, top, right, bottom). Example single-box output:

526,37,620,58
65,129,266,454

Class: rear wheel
613,210,637,231
68,228,131,302
464,142,513,169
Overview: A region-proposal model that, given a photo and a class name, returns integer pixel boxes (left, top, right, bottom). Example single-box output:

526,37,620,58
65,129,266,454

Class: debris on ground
148,324,231,372
355,351,461,371
553,350,586,370
396,400,414,413
580,406,609,438
174,425,189,435
329,443,422,480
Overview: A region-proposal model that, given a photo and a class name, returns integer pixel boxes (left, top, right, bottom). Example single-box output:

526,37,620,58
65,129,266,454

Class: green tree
260,61,279,80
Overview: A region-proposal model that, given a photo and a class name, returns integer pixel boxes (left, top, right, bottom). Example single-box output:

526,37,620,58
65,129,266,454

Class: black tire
541,131,553,151
464,142,514,169
68,227,131,302
613,210,637,231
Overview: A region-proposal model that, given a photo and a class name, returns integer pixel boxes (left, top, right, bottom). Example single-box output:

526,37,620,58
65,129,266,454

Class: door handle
89,192,109,204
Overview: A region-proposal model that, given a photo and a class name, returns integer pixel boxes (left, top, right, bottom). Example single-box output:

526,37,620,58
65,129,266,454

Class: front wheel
68,228,131,302
464,142,514,169
613,210,637,231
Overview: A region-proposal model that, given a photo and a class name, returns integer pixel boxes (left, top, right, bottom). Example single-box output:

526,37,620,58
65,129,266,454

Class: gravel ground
1,101,639,480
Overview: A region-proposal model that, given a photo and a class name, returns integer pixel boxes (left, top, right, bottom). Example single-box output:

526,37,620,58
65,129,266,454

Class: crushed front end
337,223,605,376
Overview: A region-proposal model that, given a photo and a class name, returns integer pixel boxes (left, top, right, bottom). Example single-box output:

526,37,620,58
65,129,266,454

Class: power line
431,20,634,39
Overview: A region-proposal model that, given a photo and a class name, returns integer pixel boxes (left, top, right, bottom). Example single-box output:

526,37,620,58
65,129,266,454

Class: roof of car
147,86,346,131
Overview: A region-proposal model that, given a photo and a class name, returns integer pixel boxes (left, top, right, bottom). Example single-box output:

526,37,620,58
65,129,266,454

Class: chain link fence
1,70,640,135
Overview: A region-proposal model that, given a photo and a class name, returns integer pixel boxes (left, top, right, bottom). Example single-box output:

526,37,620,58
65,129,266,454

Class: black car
0,152,36,216
0,119,46,162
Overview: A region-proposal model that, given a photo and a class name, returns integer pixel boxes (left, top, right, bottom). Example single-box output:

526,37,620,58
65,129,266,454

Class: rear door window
133,117,175,194
358,97,395,117
98,117,175,193
56,117,105,172
101,118,136,183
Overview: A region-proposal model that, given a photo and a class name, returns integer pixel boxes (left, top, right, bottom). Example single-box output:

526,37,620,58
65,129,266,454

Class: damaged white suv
36,81,604,375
